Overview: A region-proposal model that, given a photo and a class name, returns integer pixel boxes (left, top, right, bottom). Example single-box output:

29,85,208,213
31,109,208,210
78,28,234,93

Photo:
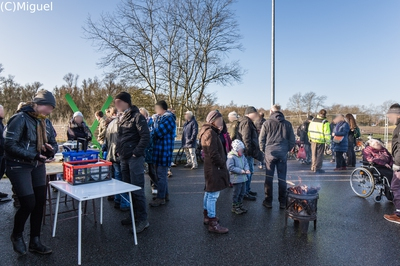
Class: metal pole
271,0,275,107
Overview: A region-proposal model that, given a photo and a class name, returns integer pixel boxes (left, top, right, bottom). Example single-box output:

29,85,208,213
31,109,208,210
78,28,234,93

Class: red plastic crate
63,159,112,185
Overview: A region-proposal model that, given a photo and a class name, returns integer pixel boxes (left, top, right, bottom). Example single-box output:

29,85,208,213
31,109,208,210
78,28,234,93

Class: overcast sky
0,0,399,110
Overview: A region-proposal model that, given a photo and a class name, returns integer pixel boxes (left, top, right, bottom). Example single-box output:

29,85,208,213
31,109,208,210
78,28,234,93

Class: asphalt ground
0,159,398,266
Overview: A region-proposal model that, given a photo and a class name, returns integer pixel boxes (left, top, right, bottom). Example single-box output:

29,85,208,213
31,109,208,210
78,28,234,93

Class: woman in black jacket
5,90,58,256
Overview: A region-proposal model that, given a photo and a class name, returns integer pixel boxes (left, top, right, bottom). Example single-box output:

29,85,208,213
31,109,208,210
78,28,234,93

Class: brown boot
203,210,209,225
203,210,219,225
208,218,228,234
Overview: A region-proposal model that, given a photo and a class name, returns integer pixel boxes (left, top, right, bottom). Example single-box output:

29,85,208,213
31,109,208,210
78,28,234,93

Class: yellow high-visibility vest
308,117,331,144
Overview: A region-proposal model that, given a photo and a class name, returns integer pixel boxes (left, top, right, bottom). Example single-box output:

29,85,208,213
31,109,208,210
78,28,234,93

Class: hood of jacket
270,111,285,122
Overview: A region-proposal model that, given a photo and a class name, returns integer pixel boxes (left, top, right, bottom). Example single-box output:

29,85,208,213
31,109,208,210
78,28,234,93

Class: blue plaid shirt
153,111,176,166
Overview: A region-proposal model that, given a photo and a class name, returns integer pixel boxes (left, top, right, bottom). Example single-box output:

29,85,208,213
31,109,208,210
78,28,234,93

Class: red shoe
341,167,347,170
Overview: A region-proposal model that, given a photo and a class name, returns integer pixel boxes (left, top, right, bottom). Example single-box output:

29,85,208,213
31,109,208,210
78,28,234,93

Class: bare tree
83,0,243,117
287,91,327,122
287,92,303,123
379,100,396,114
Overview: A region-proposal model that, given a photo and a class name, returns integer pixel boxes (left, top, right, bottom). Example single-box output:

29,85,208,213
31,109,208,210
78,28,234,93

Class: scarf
23,103,48,153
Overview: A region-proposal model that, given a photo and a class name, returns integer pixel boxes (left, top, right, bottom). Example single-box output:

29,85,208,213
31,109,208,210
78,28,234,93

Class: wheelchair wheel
350,168,375,198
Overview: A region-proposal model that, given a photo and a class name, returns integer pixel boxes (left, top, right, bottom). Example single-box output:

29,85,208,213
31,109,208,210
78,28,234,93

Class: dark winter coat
199,123,230,192
237,116,261,159
116,106,150,160
4,105,58,165
259,111,295,161
144,117,154,164
181,116,198,148
297,121,310,145
67,119,92,141
255,118,266,134
332,121,350,152
392,119,400,166
0,118,4,156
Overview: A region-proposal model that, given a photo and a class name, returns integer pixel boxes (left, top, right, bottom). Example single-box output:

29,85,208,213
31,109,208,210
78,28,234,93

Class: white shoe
152,189,158,195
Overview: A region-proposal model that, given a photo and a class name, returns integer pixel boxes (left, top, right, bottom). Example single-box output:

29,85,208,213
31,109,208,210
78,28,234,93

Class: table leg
129,193,137,245
78,201,82,265
100,197,103,225
52,189,61,237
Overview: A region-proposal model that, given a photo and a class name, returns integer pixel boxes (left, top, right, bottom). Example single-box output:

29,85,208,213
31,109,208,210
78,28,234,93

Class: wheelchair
349,161,393,202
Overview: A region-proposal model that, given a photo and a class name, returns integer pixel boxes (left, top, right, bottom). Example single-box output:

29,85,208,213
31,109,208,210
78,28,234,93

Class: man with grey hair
182,111,198,169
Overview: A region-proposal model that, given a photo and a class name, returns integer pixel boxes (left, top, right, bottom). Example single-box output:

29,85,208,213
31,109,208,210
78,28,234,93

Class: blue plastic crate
62,150,100,162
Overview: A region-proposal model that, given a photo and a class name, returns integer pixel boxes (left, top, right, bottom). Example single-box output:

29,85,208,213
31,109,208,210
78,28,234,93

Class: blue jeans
232,182,246,204
156,165,169,199
245,156,254,193
113,163,130,208
121,156,147,221
203,191,220,218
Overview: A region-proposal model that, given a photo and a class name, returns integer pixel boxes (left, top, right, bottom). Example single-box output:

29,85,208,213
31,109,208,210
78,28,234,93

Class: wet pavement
0,159,399,266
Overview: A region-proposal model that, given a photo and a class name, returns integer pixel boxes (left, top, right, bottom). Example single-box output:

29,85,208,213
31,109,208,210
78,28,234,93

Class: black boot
29,236,52,255
11,233,26,255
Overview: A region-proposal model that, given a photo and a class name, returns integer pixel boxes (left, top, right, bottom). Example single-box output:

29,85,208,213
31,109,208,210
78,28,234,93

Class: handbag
333,135,344,144
297,146,306,160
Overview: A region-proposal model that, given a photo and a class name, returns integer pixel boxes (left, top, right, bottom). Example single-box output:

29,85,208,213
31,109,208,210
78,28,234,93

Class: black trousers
147,163,158,189
347,143,356,167
336,152,346,168
376,166,393,184
265,158,288,203
6,160,46,237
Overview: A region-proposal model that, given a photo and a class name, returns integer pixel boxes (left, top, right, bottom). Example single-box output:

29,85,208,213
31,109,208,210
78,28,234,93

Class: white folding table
50,179,140,265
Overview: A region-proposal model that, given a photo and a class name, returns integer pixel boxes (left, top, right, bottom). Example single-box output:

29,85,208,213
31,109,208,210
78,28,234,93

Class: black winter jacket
4,106,58,165
181,117,198,148
67,119,92,141
297,121,310,145
237,116,261,159
259,111,295,161
116,106,150,160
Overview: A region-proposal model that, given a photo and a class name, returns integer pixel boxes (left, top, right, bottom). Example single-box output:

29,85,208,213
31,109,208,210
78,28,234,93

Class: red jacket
363,145,393,167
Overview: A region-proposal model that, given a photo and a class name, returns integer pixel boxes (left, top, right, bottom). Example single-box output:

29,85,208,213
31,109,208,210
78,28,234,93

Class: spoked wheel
350,168,375,198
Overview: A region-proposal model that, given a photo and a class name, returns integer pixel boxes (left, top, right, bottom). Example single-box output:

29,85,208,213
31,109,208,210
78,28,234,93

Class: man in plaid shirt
149,100,176,207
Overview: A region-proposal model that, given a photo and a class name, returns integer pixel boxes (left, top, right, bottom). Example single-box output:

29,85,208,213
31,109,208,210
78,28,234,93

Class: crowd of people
3,89,400,256
297,109,361,173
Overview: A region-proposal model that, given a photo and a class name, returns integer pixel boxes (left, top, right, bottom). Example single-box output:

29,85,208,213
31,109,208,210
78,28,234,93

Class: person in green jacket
308,109,331,173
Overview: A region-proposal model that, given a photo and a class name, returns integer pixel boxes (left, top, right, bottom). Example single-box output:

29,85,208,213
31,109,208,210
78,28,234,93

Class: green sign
65,93,113,153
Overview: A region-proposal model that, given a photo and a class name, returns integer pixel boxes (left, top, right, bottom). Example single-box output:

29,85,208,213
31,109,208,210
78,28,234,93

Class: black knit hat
245,106,257,115
115,92,132,106
387,104,400,115
156,100,168,111
33,89,56,108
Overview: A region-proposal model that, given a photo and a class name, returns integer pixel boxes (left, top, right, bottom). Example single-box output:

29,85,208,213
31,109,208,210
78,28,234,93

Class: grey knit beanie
33,90,56,108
